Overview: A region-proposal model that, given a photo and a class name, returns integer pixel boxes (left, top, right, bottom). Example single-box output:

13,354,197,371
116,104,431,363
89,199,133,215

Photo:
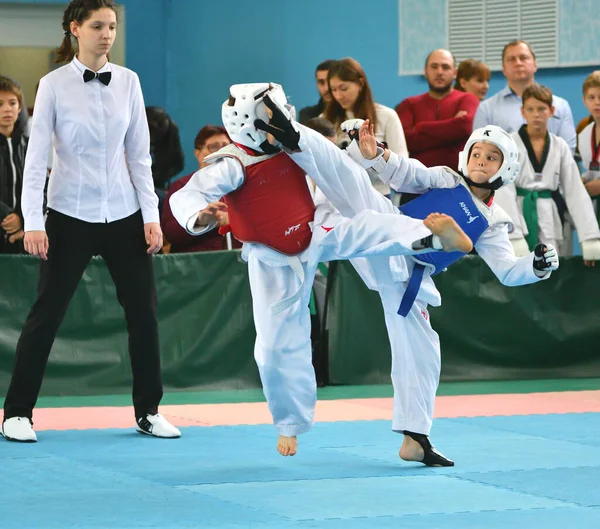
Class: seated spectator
0,76,27,254
396,49,479,175
454,58,490,101
494,84,600,265
146,106,185,211
474,40,576,153
162,125,241,253
298,60,336,125
324,57,407,197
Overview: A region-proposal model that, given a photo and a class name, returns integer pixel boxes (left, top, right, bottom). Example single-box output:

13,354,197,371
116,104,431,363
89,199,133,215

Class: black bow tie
83,69,111,86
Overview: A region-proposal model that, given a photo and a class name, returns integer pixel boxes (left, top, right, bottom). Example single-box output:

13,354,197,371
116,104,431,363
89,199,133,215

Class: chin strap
258,139,281,155
461,173,502,191
460,173,496,204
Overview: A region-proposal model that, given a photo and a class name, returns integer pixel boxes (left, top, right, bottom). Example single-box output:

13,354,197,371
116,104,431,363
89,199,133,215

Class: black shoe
404,430,454,467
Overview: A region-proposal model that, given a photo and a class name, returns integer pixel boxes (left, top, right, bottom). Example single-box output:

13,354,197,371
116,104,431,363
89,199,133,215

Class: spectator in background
396,49,479,174
298,60,336,125
146,106,185,211
579,71,600,208
474,40,576,153
305,117,337,143
454,58,490,101
162,125,241,253
0,75,27,254
324,57,407,197
494,84,600,264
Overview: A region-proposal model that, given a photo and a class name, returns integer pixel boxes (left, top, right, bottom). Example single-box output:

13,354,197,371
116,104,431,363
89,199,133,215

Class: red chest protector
206,144,316,255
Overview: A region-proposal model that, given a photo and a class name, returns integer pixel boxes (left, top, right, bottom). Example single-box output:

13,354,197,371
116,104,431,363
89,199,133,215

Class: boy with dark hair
0,75,27,253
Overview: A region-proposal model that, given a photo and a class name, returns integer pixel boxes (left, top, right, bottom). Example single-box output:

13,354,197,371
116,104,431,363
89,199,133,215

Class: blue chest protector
396,184,489,317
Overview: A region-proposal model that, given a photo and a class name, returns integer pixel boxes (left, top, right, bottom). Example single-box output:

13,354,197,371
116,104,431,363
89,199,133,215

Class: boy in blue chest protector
256,102,559,467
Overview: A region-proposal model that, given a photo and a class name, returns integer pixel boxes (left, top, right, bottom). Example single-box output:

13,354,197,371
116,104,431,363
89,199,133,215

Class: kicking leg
291,124,398,218
424,213,473,253
312,204,472,263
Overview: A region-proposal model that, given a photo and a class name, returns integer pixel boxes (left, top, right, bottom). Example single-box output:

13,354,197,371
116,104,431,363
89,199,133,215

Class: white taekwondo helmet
458,125,521,189
221,82,288,152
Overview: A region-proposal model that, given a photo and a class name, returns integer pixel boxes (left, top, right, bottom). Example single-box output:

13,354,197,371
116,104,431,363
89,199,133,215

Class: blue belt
397,263,425,317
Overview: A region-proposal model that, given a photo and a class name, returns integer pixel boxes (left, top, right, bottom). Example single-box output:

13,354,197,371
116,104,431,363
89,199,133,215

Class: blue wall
165,0,427,175
4,0,597,177
163,0,597,176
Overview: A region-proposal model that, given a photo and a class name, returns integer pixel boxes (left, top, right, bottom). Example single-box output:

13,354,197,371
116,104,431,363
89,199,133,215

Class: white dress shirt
21,56,158,232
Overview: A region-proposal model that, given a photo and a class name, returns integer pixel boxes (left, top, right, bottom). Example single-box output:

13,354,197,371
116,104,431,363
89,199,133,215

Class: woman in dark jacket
0,75,28,254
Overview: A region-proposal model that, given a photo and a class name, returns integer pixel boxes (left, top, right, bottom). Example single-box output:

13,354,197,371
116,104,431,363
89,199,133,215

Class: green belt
517,187,553,251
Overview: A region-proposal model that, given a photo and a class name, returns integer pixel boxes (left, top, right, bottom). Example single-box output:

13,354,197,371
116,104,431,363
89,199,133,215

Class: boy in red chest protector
170,83,473,457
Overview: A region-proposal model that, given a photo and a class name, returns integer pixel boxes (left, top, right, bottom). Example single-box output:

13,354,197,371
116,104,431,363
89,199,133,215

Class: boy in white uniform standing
494,83,600,264
578,71,600,251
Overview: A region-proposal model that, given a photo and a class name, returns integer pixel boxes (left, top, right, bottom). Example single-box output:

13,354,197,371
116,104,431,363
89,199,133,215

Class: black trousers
3,209,163,420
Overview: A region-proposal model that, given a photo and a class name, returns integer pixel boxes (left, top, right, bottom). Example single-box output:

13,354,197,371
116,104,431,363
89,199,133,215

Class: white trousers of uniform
248,202,431,437
290,124,442,436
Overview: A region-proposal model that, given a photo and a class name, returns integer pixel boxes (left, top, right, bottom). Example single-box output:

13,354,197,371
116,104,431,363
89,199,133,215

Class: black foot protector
404,431,455,467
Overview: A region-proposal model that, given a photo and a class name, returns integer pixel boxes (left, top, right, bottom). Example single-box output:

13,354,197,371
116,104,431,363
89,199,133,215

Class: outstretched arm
169,158,243,235
347,120,457,193
475,225,557,286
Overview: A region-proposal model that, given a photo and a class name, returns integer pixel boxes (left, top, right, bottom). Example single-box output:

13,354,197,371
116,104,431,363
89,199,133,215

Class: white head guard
458,125,520,189
221,83,288,153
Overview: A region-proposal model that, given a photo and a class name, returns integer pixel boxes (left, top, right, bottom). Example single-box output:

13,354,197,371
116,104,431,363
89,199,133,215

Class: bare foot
277,435,297,456
424,213,473,253
399,434,425,462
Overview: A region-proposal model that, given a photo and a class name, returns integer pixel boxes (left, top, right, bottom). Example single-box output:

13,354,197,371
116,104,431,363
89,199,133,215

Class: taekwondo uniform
578,122,600,226
289,124,553,439
495,126,600,252
169,139,438,439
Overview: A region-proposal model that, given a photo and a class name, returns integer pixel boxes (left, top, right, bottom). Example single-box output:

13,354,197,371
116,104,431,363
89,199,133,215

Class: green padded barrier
327,256,600,384
0,252,260,397
2,253,600,398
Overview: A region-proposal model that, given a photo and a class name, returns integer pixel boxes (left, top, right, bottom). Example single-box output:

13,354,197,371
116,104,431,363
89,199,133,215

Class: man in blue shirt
474,40,576,154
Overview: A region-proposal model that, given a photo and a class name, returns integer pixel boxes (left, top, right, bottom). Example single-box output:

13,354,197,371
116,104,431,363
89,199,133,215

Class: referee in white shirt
1,0,180,442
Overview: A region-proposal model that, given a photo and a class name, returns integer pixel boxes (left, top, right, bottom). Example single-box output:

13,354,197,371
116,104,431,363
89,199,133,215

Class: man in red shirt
396,49,479,172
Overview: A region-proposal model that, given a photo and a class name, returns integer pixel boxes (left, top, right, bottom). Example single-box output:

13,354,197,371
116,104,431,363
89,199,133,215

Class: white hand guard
510,237,530,257
341,118,366,139
533,243,559,274
581,239,600,261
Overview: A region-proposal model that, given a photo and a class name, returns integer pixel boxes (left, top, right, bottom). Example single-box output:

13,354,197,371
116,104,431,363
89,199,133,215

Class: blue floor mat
2,413,600,528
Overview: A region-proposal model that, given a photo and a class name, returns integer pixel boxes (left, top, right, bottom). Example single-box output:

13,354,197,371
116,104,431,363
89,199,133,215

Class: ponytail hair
55,0,118,64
